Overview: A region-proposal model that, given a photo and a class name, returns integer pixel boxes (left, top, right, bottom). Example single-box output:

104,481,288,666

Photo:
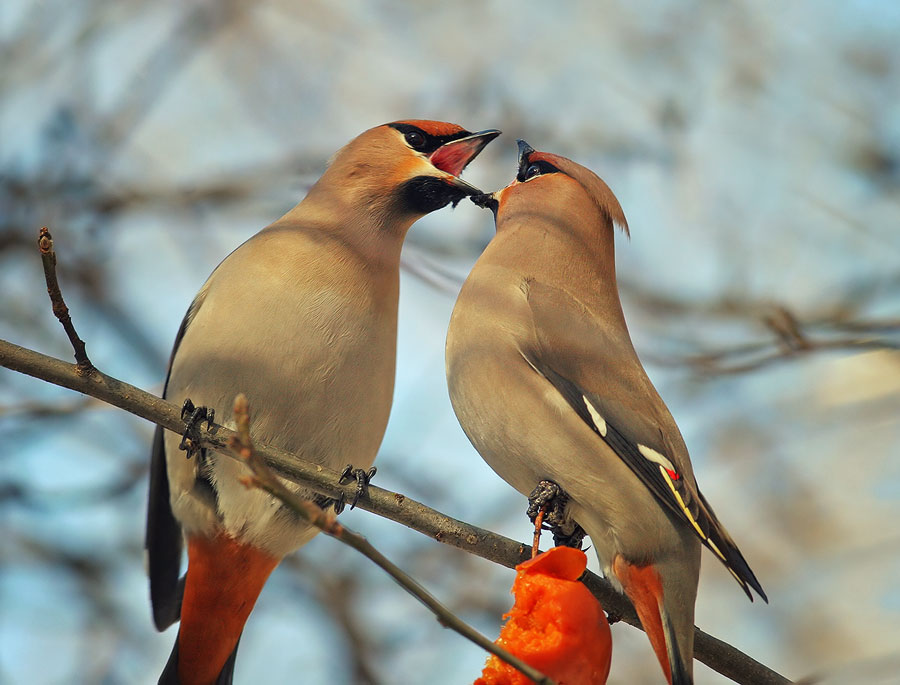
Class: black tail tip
158,632,241,685
669,645,693,685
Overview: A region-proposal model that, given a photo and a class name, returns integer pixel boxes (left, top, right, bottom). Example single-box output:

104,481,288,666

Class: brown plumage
147,120,499,684
447,140,765,684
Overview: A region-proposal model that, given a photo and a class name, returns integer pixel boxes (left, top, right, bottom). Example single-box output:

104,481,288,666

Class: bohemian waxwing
146,120,500,684
445,140,765,685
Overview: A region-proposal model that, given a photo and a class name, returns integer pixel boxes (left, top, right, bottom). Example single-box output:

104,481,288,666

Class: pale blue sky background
2,1,899,683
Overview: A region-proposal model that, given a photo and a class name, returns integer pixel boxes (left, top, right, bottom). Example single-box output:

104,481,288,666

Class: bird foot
527,479,569,523
312,492,342,513
334,465,377,512
552,524,587,550
527,479,586,550
179,399,214,459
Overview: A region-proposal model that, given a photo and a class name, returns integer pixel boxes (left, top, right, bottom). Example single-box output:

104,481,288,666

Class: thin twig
0,338,792,685
229,394,554,685
680,337,897,375
618,279,899,376
532,506,546,560
37,227,94,375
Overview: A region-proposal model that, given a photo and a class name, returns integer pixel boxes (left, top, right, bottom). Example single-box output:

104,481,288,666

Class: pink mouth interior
430,139,481,177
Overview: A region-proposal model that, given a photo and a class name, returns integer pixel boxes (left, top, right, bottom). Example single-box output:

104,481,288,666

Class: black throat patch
399,175,470,214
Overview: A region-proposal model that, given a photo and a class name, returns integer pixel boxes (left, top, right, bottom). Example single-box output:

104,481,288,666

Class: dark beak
516,138,535,178
469,137,532,216
517,139,535,162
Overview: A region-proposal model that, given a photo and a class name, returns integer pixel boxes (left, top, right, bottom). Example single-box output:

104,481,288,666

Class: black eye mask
388,123,472,155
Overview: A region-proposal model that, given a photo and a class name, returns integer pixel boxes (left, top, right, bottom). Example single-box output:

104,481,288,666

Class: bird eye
524,163,542,179
405,131,426,149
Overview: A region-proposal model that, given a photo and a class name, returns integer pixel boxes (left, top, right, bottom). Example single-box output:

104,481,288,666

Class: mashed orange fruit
475,547,611,685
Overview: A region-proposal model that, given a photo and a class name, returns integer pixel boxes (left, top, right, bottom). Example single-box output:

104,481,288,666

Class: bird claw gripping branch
527,479,587,550
338,465,377,511
551,522,587,550
312,464,378,515
179,398,215,460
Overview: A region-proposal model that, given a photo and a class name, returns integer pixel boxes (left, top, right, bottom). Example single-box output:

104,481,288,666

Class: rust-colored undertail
171,534,279,685
613,556,691,685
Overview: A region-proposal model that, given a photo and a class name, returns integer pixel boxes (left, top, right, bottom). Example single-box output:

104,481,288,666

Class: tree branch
618,279,900,375
0,337,791,685
37,227,94,375
229,393,554,685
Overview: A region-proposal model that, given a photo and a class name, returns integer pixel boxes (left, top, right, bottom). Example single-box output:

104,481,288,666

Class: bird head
471,139,628,235
319,120,500,221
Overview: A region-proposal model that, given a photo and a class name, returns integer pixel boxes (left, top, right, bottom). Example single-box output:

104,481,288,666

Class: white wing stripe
582,396,608,436
638,443,676,473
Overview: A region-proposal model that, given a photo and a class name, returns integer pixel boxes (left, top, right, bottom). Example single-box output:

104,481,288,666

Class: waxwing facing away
446,140,765,684
147,120,499,684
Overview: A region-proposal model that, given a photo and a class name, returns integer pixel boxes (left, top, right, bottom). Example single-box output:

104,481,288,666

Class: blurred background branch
2,1,899,683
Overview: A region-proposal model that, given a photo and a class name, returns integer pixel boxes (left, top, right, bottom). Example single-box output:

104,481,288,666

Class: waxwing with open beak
147,120,499,684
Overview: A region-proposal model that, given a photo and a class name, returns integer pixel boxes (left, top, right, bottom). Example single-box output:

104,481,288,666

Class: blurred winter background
2,1,899,683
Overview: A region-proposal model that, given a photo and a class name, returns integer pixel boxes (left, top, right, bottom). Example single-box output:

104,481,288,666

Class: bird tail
159,533,279,685
158,634,240,685
613,556,693,685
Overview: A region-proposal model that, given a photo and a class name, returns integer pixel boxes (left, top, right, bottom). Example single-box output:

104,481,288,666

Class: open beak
516,138,536,179
469,137,533,215
429,129,501,191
